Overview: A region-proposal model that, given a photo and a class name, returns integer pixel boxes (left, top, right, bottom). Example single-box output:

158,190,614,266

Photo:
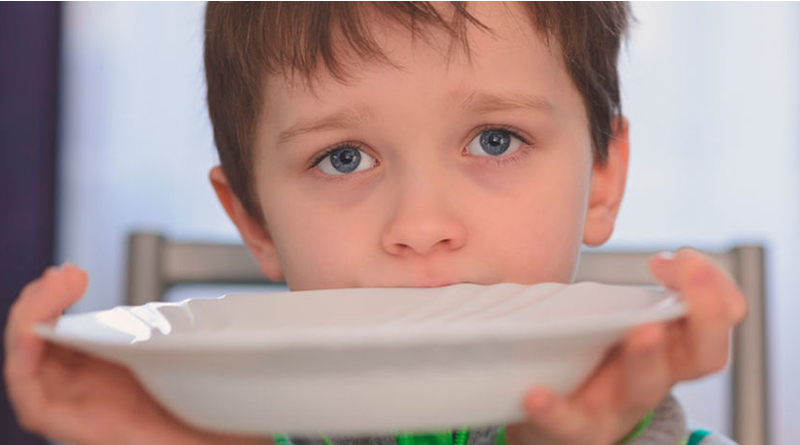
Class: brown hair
204,2,632,223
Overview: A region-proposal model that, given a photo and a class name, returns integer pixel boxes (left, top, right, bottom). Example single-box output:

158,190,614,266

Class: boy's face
212,3,629,291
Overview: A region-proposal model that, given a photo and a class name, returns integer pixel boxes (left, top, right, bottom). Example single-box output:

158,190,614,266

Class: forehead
259,2,582,146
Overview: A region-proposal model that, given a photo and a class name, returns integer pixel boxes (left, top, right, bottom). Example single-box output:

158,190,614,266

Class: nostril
390,243,413,255
381,217,467,256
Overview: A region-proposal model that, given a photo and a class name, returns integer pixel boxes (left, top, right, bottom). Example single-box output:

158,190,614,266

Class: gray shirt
287,394,738,445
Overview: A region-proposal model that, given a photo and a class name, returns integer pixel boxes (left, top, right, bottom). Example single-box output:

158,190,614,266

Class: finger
671,249,741,375
4,279,44,353
4,264,88,432
621,323,671,412
39,343,95,402
543,327,669,445
521,387,599,445
4,271,55,432
651,248,745,332
651,249,744,377
37,345,146,444
27,263,88,321
7,264,88,374
7,264,88,337
650,248,747,323
648,251,679,290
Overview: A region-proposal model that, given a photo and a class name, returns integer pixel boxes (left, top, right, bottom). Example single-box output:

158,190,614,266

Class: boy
4,3,747,445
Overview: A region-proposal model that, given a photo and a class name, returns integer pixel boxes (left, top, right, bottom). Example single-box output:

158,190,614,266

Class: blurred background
1,2,798,445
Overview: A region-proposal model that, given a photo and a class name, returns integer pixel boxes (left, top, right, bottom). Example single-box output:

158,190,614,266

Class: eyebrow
457,90,555,116
276,107,372,147
276,91,555,147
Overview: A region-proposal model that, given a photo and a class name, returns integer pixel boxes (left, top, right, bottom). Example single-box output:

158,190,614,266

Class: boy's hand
504,248,748,445
4,263,273,445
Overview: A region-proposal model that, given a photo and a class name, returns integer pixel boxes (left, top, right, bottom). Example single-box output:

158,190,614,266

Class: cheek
480,159,588,284
266,191,375,291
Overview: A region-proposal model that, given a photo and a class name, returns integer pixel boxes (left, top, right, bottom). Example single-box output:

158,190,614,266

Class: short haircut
204,2,632,223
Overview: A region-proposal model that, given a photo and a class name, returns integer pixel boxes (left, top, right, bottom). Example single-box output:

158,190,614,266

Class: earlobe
209,166,285,281
582,117,630,247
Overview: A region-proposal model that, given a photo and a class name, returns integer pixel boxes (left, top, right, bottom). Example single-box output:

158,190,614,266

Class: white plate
34,282,685,436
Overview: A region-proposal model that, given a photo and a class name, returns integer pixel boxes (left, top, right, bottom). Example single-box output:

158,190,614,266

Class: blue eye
465,128,524,157
315,145,377,176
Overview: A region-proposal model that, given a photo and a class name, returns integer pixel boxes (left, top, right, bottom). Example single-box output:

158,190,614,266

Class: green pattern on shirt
687,429,713,445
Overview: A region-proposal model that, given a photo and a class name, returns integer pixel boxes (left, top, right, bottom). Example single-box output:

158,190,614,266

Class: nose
380,175,467,257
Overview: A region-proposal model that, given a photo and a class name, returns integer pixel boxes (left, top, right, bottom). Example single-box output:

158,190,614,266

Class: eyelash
309,141,366,170
308,124,535,175
469,124,534,167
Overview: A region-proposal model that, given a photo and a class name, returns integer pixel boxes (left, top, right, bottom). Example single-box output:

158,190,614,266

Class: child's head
204,2,632,291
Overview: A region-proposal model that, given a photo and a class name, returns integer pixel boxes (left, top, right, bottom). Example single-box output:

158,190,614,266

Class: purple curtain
0,2,61,444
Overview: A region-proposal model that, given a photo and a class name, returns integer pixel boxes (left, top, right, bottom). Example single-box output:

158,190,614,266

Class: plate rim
33,287,687,352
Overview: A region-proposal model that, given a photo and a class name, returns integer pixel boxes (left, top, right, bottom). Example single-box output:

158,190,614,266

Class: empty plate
34,282,685,436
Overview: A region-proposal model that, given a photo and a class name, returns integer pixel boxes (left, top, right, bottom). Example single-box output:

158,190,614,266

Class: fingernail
656,251,675,261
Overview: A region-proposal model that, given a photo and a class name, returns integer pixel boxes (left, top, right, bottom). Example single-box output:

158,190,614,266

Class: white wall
613,3,800,443
57,2,799,444
58,2,239,314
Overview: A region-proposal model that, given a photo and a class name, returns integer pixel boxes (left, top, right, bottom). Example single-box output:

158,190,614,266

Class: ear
209,166,284,281
582,117,630,247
